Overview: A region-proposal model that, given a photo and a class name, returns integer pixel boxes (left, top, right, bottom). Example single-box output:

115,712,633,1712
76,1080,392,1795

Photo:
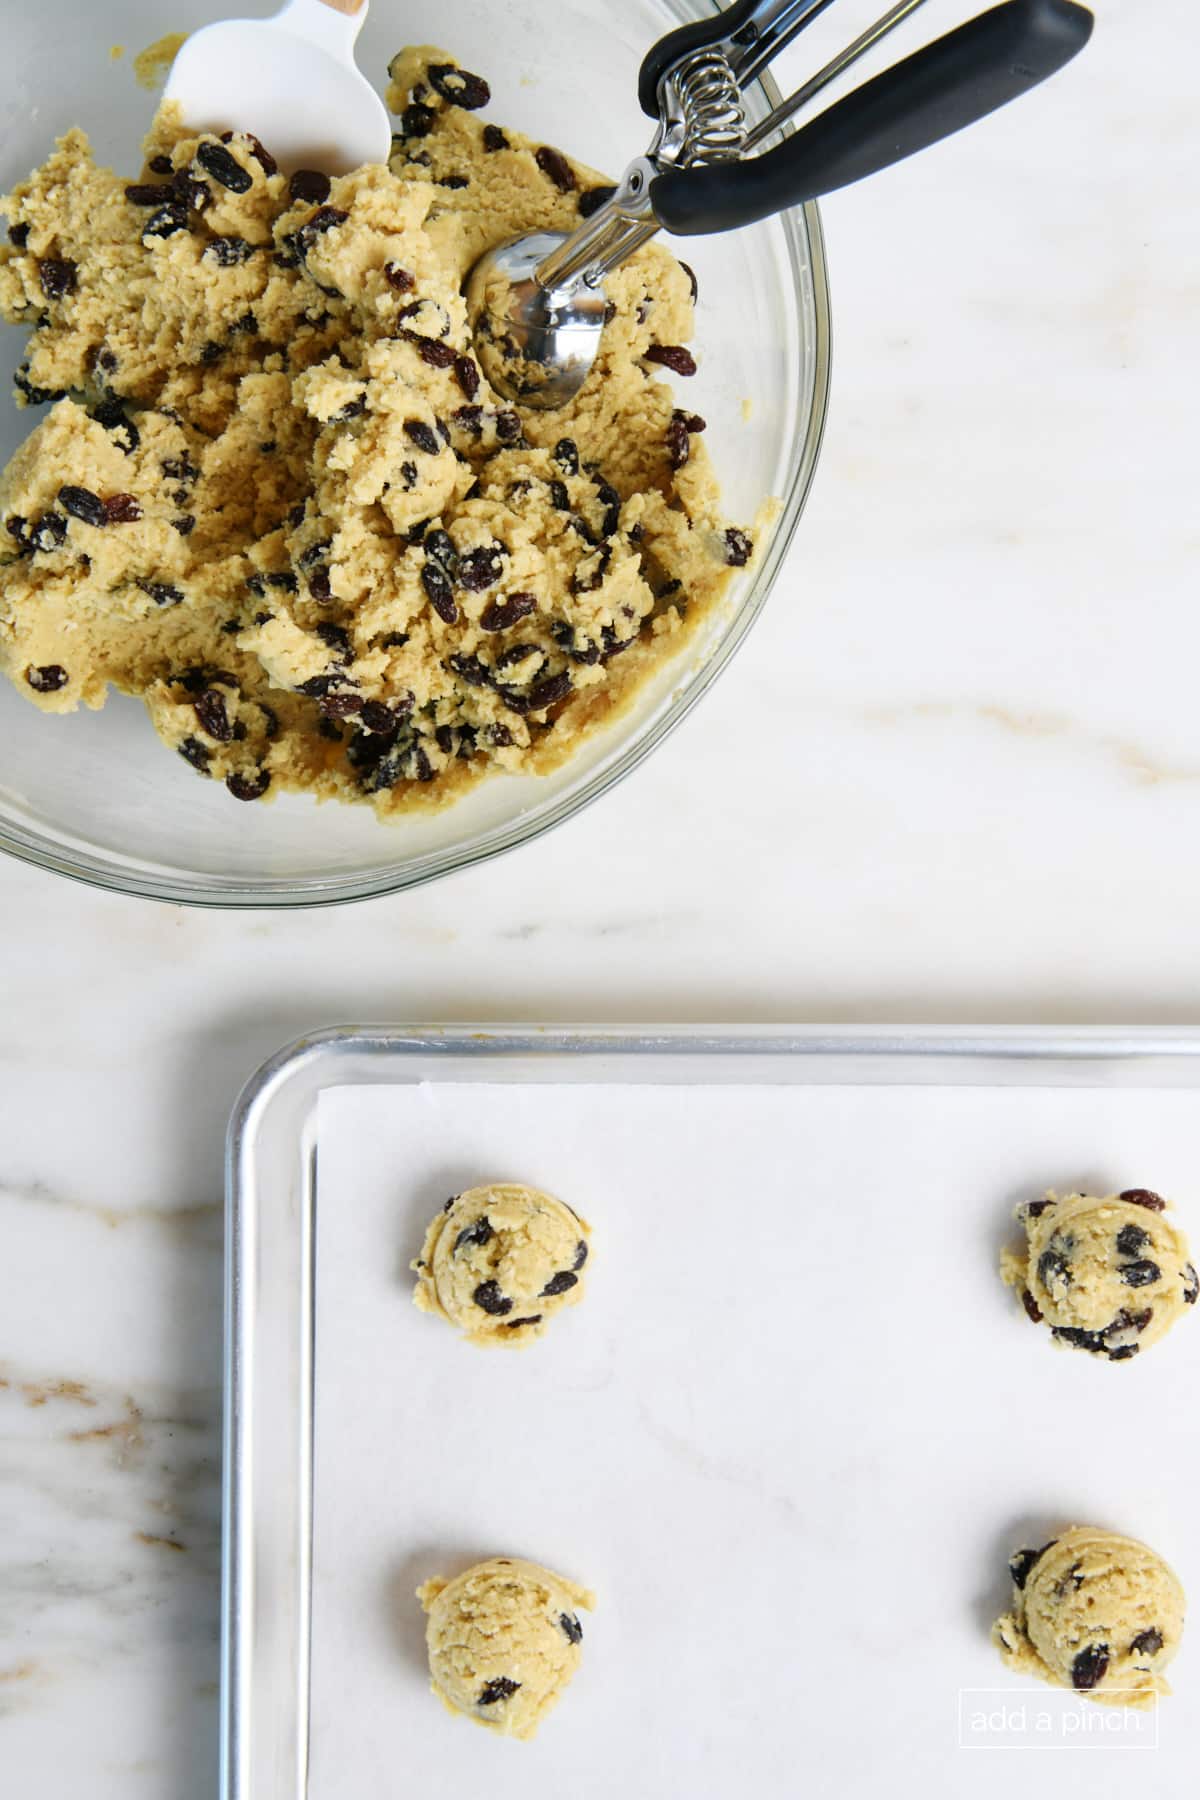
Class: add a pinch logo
957,1689,1159,1750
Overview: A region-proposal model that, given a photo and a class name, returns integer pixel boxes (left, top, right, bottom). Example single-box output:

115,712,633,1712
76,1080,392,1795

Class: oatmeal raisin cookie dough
412,1183,590,1346
994,1526,1185,1708
0,48,758,813
418,1555,594,1740
1000,1188,1197,1360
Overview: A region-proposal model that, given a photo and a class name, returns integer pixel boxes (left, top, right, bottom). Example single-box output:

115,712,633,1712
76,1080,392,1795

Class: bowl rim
0,33,832,911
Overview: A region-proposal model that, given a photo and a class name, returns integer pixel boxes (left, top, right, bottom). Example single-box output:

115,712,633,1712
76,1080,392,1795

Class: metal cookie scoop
164,0,391,174
466,0,1093,410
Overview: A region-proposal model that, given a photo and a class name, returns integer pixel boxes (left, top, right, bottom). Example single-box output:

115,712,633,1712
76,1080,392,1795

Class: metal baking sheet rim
220,1023,1200,1800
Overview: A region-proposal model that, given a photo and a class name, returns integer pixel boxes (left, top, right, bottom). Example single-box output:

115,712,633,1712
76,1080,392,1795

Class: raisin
403,330,456,369
288,168,331,205
8,222,30,247
1051,1325,1107,1355
482,123,509,152
1131,1628,1163,1659
1036,1246,1071,1292
194,688,233,742
1119,1189,1166,1211
458,546,504,591
318,691,362,719
308,565,332,602
422,562,458,624
428,63,491,109
544,479,568,512
379,632,410,650
1021,1288,1043,1324
554,437,580,476
1116,1223,1149,1256
299,540,331,572
489,723,513,747
296,206,348,253
205,235,257,267
536,146,576,193
178,736,211,772
401,103,436,138
541,1270,578,1297
200,341,225,365
666,413,691,470
645,343,697,377
680,260,699,303
143,203,189,240
91,398,140,454
572,1241,589,1271
527,671,572,711
58,485,108,528
39,257,78,300
148,155,174,175
595,480,621,537
139,579,184,606
453,354,480,399
1184,1264,1199,1305
25,664,68,693
227,769,270,802
124,182,176,206
448,653,492,688
675,407,707,434
197,140,252,193
329,394,367,424
223,130,277,176
453,1216,494,1253
1009,1544,1054,1590
27,512,67,553
578,184,616,219
495,410,522,444
14,369,66,406
724,527,754,567
1071,1645,1109,1691
405,419,440,455
1107,1344,1139,1361
478,1677,520,1705
1120,1259,1162,1288
361,698,410,733
172,171,212,213
480,593,536,632
104,493,142,524
560,1613,583,1645
1023,1198,1053,1218
503,1316,542,1330
439,174,470,190
383,261,414,292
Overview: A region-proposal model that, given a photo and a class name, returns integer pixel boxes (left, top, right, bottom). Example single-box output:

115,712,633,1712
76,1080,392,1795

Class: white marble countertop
3,2,1198,1792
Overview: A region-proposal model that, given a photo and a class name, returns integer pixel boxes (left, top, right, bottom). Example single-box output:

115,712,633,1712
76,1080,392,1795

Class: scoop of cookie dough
994,1526,1185,1707
412,1183,590,1346
418,1555,594,1739
1000,1188,1198,1360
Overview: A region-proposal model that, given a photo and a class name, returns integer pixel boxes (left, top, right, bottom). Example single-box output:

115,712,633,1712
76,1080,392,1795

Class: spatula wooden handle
317,0,366,13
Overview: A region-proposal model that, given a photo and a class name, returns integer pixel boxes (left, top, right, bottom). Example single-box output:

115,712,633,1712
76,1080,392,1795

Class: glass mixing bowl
0,0,829,906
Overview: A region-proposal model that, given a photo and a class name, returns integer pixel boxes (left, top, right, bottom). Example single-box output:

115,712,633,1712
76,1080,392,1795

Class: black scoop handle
648,0,1093,236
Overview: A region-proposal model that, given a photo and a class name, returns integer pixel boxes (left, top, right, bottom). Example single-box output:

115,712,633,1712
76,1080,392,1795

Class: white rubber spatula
164,0,391,173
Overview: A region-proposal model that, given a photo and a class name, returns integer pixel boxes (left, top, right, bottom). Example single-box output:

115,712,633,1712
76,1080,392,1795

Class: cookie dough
412,1183,590,1346
993,1526,1186,1708
1001,1188,1198,1360
0,48,758,815
418,1555,594,1739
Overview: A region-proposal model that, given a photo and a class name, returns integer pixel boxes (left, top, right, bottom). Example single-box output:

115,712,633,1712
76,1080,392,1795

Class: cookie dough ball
994,1526,1185,1707
1000,1189,1198,1360
417,1556,594,1739
411,1183,590,1346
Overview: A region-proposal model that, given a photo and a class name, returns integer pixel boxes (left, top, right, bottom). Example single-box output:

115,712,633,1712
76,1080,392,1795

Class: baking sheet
308,1078,1199,1797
